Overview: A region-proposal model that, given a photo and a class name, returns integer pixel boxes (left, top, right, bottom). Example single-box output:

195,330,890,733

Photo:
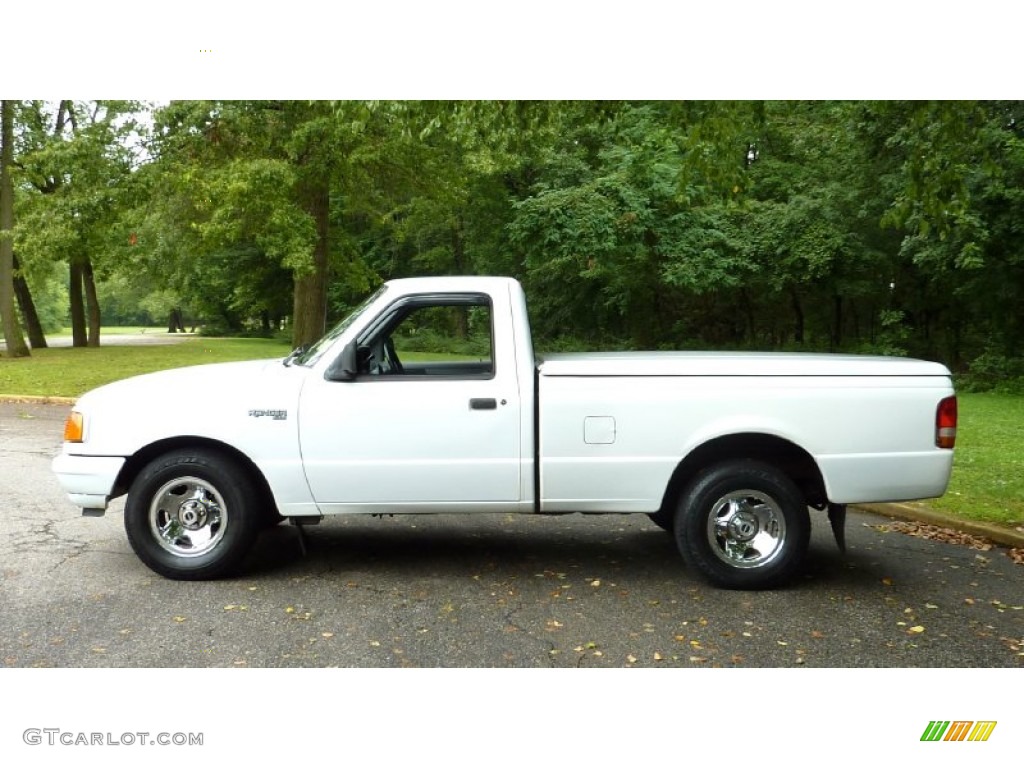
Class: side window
359,297,494,378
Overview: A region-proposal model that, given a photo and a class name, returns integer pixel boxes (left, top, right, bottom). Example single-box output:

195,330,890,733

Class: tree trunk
69,260,87,347
83,257,101,347
291,181,330,348
831,293,843,352
1,100,30,357
789,288,805,345
167,308,185,333
12,253,47,348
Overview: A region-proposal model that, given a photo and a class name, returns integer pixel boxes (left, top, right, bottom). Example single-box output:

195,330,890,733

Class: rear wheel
674,460,810,589
124,448,261,580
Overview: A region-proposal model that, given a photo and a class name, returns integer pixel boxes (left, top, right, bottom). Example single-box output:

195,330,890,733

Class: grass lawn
3,340,1021,529
929,392,1024,528
0,336,291,398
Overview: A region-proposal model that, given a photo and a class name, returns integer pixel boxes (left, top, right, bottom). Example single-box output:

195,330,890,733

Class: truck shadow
241,513,880,589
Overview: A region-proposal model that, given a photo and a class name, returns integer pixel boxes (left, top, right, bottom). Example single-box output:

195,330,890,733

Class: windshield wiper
282,345,307,367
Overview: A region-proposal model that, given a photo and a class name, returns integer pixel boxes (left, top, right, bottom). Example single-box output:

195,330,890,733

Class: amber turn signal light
63,411,85,443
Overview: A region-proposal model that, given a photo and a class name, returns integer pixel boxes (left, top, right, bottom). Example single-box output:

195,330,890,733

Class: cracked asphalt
2,401,1021,668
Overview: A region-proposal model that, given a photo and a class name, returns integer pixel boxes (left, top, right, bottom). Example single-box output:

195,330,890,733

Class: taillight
936,396,957,449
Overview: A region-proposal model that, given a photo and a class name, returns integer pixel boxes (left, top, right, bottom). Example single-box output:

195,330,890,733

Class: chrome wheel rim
706,489,786,569
149,476,227,558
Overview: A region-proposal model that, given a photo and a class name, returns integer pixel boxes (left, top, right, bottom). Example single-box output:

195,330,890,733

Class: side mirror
325,340,358,382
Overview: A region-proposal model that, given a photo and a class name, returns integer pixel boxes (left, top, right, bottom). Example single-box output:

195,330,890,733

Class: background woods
2,100,1023,389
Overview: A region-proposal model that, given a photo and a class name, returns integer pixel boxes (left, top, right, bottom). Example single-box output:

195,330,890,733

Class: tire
674,460,810,589
124,448,261,580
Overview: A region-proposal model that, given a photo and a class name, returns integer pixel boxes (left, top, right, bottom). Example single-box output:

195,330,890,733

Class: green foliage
4,99,1024,379
958,353,1024,394
21,261,68,333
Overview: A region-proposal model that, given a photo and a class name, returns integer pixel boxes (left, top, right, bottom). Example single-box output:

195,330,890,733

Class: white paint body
52,277,955,519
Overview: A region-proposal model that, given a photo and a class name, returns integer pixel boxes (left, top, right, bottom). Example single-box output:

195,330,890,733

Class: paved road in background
2,401,1020,668
1,332,195,352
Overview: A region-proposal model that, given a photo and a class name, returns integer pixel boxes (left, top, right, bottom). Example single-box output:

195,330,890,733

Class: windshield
292,285,386,366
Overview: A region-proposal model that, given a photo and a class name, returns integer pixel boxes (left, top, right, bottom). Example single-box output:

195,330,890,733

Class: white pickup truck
52,276,957,588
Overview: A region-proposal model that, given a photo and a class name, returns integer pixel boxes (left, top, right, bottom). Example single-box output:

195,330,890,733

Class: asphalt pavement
1,331,196,352
1,401,1021,668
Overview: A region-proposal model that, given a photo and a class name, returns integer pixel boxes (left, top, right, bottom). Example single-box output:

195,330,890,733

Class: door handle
469,398,498,410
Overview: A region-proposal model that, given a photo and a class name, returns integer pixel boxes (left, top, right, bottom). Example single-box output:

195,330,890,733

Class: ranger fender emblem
248,409,288,420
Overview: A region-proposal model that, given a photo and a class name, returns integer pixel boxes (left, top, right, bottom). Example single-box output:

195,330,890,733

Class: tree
1,100,29,357
12,254,48,348
15,100,141,347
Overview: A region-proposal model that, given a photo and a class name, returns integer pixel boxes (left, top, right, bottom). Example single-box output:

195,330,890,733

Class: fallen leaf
627,654,637,664
876,521,995,551
881,577,894,586
654,652,664,661
173,616,186,623
908,626,925,634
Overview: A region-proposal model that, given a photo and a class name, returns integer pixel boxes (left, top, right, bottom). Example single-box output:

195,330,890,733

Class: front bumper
51,453,126,514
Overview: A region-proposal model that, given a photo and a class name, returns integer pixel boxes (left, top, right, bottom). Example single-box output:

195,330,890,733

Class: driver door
297,293,522,512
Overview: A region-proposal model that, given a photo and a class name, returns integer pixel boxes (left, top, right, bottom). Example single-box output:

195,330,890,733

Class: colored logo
921,721,997,742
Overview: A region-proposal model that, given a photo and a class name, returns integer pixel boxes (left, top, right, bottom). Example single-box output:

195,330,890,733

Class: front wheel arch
115,436,281,526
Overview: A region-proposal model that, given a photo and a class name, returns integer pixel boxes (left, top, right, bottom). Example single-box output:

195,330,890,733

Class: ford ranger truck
52,276,957,588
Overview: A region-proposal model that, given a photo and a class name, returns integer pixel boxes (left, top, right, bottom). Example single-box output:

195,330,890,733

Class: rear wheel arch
653,433,827,529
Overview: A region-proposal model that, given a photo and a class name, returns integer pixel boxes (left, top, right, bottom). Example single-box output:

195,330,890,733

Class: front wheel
124,449,261,580
674,460,810,589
